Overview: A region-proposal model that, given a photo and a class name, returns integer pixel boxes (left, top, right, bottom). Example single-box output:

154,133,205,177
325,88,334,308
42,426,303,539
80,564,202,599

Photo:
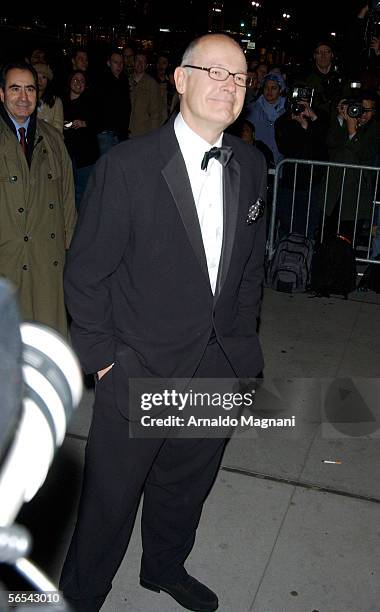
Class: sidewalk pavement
17,289,380,612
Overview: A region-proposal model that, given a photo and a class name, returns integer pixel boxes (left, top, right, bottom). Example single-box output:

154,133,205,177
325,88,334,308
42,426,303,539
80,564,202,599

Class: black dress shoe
140,573,219,611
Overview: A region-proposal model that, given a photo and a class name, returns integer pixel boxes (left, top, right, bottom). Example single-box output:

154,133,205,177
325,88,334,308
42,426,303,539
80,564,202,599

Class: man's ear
174,66,186,94
0,88,4,104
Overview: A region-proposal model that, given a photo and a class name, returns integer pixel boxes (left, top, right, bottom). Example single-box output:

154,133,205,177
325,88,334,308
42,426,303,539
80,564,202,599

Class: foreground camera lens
347,105,360,118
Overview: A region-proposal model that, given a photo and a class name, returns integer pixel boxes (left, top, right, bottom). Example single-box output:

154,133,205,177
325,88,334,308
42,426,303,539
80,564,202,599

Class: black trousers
60,340,236,611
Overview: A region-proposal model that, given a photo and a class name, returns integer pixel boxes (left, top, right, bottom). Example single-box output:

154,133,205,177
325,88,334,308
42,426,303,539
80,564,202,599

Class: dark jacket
325,116,380,220
275,111,327,187
63,90,99,168
344,15,380,78
64,118,267,417
95,71,131,140
304,67,345,122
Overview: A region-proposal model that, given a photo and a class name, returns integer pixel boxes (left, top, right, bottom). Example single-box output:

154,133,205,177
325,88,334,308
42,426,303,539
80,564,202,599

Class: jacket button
47,173,52,179
53,260,58,266
49,203,54,209
24,236,29,242
11,176,17,182
18,207,24,213
22,264,28,271
51,233,55,239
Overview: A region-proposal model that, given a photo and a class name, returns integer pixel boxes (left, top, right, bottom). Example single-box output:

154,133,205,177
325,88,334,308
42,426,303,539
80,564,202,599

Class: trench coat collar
0,104,37,166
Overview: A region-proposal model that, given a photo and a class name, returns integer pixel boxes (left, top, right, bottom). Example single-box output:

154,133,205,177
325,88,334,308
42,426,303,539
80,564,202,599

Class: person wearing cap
303,41,346,125
34,62,64,133
245,71,286,165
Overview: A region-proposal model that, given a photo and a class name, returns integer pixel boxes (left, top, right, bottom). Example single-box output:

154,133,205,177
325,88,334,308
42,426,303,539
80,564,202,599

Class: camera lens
347,103,361,118
290,101,305,115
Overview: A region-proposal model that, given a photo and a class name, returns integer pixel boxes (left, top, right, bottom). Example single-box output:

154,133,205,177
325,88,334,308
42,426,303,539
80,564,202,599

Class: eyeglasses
183,64,253,88
72,78,86,85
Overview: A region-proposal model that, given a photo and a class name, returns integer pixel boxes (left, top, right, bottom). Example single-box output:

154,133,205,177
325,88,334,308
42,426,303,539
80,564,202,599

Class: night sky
2,0,359,34
0,0,367,60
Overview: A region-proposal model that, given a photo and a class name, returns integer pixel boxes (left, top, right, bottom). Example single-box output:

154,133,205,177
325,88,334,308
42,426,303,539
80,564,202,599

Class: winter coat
129,73,162,138
0,114,76,336
95,71,131,141
37,97,64,133
245,95,286,165
304,68,345,123
63,90,99,168
275,112,327,188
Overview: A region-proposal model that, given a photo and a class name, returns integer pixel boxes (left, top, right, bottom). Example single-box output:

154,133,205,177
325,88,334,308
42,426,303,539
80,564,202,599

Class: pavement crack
221,465,380,504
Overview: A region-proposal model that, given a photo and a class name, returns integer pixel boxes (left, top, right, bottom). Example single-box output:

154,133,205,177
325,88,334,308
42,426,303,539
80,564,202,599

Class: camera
339,81,364,118
0,278,82,610
289,86,314,115
346,100,364,118
290,100,307,115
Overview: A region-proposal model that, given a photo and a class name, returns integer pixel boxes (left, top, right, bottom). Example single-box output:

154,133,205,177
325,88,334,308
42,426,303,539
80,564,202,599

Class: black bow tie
201,146,233,171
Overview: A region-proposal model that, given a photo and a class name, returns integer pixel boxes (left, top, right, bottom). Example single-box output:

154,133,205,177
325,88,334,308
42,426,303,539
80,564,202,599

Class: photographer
324,90,380,240
344,2,380,79
274,94,326,238
303,41,346,128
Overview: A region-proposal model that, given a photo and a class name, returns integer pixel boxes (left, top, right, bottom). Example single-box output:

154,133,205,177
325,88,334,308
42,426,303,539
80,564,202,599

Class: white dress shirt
174,113,224,294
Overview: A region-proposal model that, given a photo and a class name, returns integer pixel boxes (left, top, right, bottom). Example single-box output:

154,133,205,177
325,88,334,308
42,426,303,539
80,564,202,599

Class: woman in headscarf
245,72,286,165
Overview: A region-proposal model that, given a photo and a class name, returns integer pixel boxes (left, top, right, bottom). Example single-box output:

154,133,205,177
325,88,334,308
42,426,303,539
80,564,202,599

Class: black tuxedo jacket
64,116,267,415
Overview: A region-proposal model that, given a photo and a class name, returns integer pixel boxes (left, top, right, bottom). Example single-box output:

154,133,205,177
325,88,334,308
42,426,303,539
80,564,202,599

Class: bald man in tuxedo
61,33,266,612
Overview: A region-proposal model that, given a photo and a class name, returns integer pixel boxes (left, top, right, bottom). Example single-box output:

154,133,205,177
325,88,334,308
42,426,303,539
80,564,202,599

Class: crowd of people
6,43,180,211
238,36,380,248
21,6,380,248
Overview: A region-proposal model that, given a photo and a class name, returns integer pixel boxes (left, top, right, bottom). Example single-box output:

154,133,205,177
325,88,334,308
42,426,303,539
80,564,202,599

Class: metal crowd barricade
267,158,380,266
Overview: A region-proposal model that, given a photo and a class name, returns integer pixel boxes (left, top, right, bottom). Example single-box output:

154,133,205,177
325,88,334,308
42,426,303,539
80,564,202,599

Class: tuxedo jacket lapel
214,155,240,301
161,123,210,285
160,119,241,299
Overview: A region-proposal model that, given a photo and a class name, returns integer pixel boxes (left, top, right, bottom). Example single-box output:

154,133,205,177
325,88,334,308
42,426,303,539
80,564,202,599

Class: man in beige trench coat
0,61,76,336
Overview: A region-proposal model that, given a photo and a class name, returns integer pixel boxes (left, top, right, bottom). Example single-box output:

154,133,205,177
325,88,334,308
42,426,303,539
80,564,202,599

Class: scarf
257,95,286,123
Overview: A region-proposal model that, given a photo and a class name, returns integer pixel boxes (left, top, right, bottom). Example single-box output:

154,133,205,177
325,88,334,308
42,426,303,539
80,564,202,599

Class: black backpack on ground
358,256,380,293
311,234,357,299
266,233,314,293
